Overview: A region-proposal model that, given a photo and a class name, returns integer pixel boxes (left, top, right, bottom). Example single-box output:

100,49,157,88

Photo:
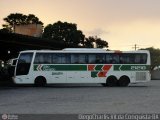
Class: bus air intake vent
136,72,146,81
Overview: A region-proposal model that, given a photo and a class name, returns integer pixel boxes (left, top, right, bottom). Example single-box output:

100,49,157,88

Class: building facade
15,24,43,37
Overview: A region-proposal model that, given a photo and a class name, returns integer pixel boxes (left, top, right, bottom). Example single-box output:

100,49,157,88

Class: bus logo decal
97,71,108,77
102,65,112,71
90,65,112,77
91,71,108,77
43,65,55,71
37,64,42,71
88,65,112,71
88,65,95,71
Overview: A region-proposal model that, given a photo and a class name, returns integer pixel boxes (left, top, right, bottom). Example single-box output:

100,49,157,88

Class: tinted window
79,54,88,64
61,54,70,64
53,54,70,64
88,54,96,64
135,54,147,64
18,53,32,63
34,53,52,64
88,54,105,64
115,53,147,64
105,53,147,64
106,54,112,63
71,54,87,64
96,54,105,63
112,54,119,64
119,54,134,64
16,53,33,75
33,52,147,65
34,53,70,64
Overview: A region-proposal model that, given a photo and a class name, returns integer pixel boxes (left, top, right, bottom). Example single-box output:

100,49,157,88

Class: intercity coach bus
13,48,151,87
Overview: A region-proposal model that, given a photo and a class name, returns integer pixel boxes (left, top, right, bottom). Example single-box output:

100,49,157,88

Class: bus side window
71,54,79,64
88,54,96,64
79,54,88,64
65,54,71,64
128,54,135,64
52,54,58,64
106,54,112,64
37,54,41,64
134,54,147,64
140,54,147,64
135,54,141,64
56,53,69,64
34,53,43,64
34,53,52,64
96,54,105,64
119,55,124,64
44,54,52,64
34,54,38,64
120,54,129,64
61,54,68,64
52,54,62,64
112,54,119,64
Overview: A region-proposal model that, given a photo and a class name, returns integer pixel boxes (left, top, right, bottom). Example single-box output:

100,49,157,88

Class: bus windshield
16,53,33,76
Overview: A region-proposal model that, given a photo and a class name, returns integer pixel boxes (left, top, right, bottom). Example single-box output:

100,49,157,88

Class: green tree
84,36,95,48
0,25,11,33
3,13,43,32
42,24,53,39
26,14,43,25
95,37,108,48
43,21,85,46
84,36,108,48
143,47,160,69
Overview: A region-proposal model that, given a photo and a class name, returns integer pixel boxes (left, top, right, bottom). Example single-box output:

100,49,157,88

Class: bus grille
136,72,146,81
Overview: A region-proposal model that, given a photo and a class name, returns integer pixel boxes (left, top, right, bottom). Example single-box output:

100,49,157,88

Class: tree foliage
43,21,85,46
0,27,11,33
142,47,160,70
2,13,109,48
95,37,108,48
3,13,43,32
84,36,95,48
84,36,108,48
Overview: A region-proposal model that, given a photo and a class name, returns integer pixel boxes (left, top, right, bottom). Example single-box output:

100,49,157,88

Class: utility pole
132,44,139,50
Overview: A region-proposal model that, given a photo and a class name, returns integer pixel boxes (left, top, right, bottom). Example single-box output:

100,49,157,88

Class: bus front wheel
106,76,118,87
118,76,130,87
34,76,46,87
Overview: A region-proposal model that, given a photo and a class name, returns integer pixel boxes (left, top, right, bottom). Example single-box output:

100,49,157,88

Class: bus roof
63,48,106,51
19,48,150,54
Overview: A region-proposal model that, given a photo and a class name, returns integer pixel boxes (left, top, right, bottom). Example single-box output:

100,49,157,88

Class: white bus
13,48,151,87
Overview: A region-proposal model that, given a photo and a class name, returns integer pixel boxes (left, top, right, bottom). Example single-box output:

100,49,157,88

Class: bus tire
118,76,130,87
34,76,46,87
106,76,117,87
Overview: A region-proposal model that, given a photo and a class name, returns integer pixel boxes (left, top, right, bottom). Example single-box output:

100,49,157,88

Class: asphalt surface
0,81,160,114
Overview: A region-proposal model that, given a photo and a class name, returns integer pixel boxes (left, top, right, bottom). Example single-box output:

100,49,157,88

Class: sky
1,0,160,50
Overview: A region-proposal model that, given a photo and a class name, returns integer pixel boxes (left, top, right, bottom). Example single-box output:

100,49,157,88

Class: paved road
0,81,160,114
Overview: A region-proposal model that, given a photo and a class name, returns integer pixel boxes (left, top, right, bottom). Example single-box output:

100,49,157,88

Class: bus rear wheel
106,76,118,87
118,76,130,87
34,76,46,87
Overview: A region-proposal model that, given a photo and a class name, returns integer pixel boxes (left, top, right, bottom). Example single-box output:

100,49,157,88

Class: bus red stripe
88,65,95,71
102,65,112,71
